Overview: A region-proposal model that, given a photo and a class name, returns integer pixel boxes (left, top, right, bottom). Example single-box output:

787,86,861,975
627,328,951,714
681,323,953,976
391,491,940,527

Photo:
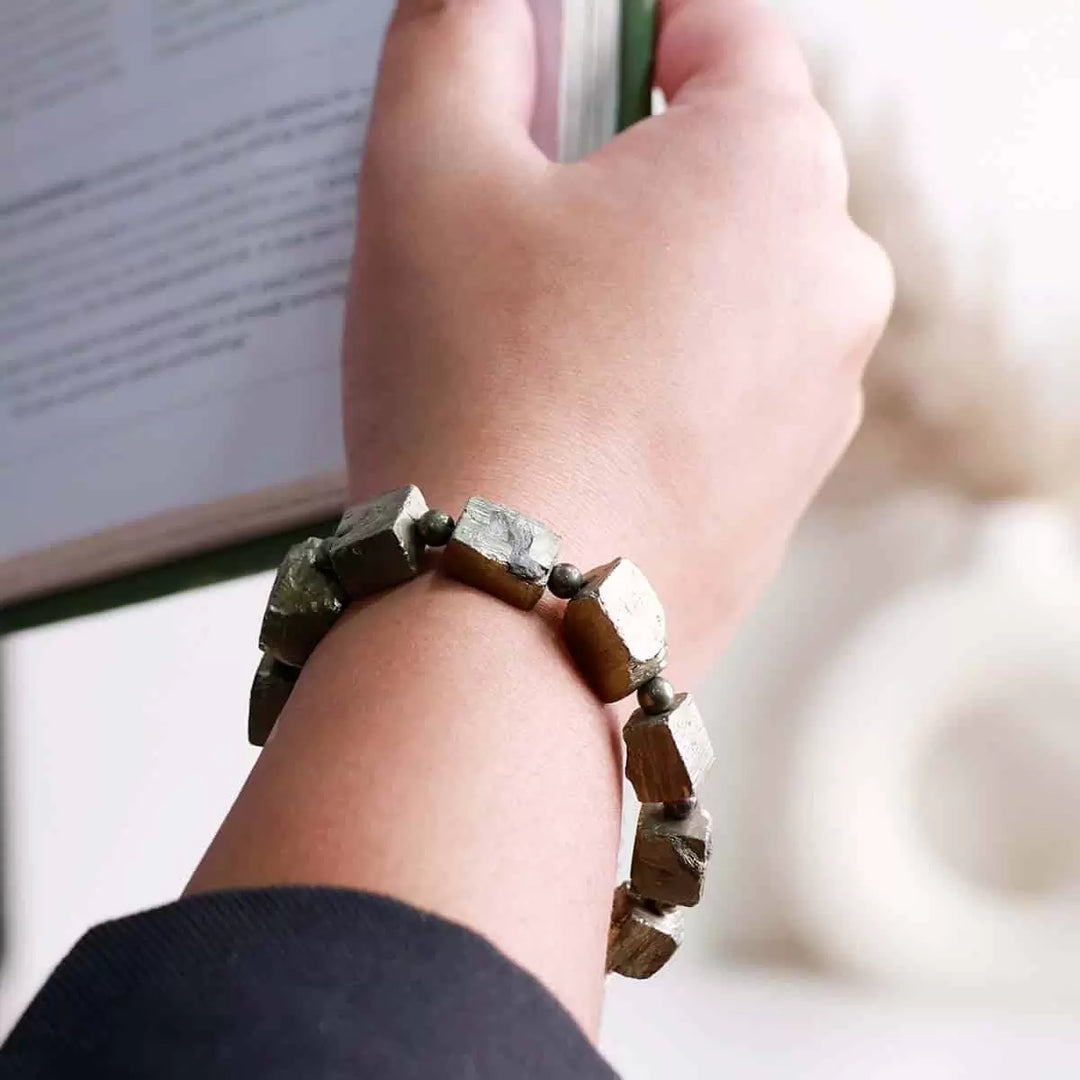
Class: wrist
215,478,724,1015
348,459,743,680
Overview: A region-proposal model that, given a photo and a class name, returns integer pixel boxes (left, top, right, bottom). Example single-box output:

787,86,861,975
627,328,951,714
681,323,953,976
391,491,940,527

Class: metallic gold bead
623,693,714,803
249,652,298,747
326,485,429,599
259,537,346,668
631,803,713,908
637,675,676,716
417,508,455,548
563,558,667,702
443,496,561,610
548,562,585,600
606,882,684,979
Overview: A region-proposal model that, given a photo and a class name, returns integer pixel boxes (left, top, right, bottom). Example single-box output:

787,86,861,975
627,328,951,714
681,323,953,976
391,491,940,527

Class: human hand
342,0,894,670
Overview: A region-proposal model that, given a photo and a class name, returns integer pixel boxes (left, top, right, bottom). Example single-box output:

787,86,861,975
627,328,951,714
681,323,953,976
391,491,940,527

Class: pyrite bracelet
249,485,715,979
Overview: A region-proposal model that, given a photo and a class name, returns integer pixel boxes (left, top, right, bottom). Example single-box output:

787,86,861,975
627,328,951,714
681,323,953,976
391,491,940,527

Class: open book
0,0,639,618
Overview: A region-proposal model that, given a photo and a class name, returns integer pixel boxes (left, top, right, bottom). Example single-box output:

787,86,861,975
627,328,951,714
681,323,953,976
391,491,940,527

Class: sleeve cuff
2,886,615,1079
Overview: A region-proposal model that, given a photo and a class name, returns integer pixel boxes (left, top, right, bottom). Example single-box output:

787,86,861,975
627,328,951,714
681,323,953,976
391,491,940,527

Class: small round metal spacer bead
637,676,677,716
663,796,698,821
417,508,455,548
548,562,585,600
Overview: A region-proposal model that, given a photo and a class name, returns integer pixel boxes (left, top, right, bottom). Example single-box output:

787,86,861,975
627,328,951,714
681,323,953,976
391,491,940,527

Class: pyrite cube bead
631,803,713,907
623,693,714,803
443,496,561,610
606,882,684,979
326,485,428,599
249,652,298,747
259,537,346,668
563,558,667,702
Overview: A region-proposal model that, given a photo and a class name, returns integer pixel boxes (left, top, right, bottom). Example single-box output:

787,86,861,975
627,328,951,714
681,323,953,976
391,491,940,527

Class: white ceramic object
785,503,1080,1000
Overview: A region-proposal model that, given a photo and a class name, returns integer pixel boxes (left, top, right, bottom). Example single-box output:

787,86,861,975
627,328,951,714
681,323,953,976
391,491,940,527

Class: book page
0,0,563,602
0,0,400,585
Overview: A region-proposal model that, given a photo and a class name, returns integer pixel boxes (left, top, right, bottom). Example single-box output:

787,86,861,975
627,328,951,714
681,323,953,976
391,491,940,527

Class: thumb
367,0,542,168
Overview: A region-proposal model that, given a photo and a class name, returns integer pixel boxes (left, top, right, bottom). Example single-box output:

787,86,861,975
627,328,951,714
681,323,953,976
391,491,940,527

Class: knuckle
779,100,850,201
729,1,792,44
733,93,850,204
826,390,865,462
733,4,809,75
807,229,895,375
819,389,866,474
850,230,897,335
662,0,812,96
832,231,895,372
847,389,866,441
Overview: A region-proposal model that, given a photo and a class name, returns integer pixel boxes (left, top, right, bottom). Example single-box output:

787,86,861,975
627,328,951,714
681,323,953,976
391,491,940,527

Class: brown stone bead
248,652,298,747
623,693,714,803
563,558,667,702
259,537,346,668
606,882,684,979
631,803,713,908
325,485,429,599
607,881,637,962
443,496,561,610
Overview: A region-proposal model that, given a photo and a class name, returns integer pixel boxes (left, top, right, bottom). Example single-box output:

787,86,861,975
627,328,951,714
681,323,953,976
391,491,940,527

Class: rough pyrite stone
623,693,714,803
631,803,713,907
563,558,667,702
325,485,428,599
259,537,346,668
443,496,561,610
606,882,684,979
249,652,298,747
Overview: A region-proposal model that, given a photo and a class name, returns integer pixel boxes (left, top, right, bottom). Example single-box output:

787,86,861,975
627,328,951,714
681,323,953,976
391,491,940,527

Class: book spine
618,0,657,131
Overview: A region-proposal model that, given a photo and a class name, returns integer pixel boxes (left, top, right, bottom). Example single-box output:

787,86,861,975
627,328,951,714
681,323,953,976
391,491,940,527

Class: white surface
603,965,1080,1080
694,496,977,959
1,574,267,1029
786,506,1080,999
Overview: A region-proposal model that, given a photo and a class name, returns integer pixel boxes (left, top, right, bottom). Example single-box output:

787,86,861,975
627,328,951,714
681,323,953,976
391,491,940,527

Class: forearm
188,524,626,1034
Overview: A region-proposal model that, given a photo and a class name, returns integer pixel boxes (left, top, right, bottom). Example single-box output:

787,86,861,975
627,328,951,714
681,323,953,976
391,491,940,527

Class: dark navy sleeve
1,887,616,1079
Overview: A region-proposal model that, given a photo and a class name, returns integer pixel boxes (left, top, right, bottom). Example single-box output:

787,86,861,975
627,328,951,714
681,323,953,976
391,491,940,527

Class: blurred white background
5,0,1080,1073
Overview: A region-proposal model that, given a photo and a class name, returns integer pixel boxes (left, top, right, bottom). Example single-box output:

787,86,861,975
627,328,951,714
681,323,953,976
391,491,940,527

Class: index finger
655,0,813,105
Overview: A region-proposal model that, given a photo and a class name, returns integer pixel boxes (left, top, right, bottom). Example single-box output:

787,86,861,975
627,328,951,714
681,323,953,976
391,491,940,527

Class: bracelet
248,485,715,980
